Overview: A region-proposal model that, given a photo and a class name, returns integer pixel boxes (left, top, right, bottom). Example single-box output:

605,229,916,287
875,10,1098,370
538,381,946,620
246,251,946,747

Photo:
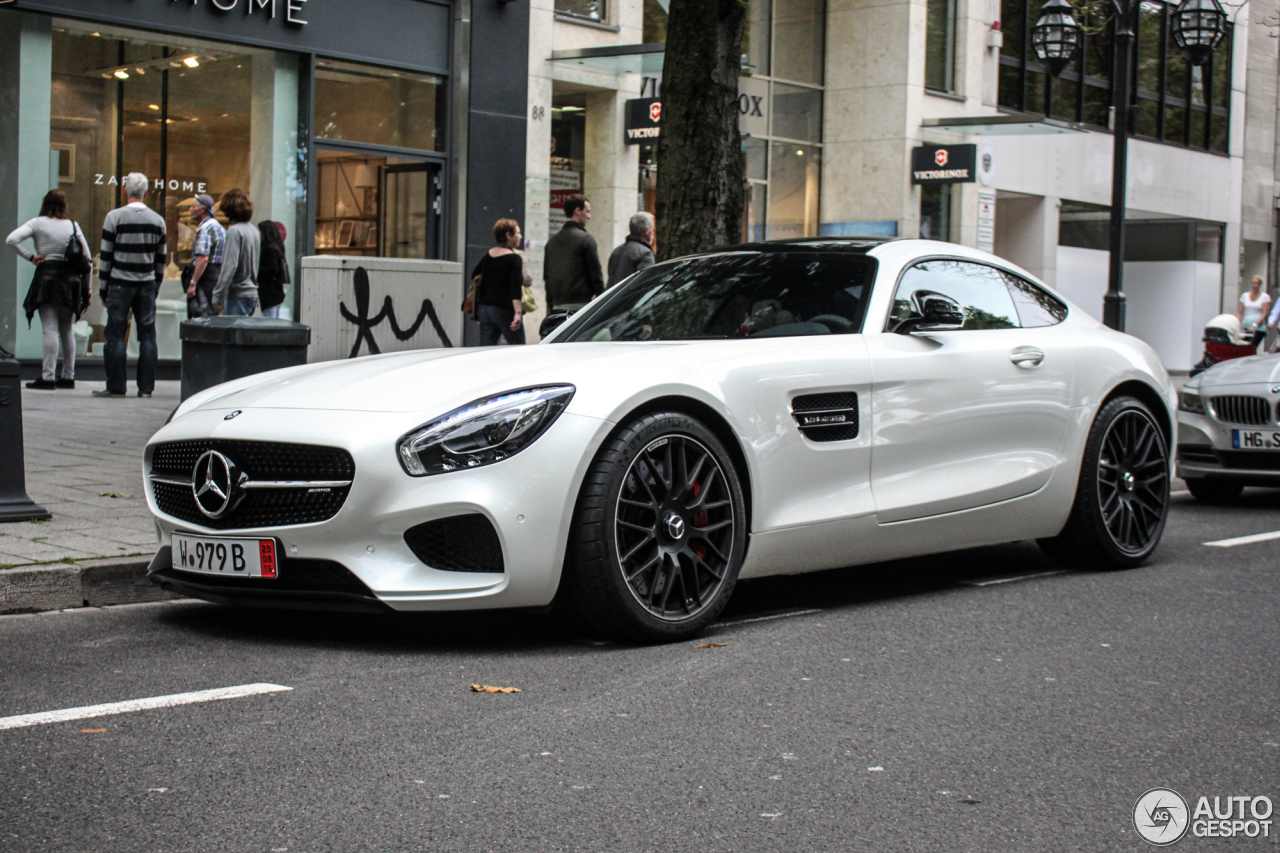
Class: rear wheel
567,412,747,642
1038,396,1170,569
1184,478,1243,503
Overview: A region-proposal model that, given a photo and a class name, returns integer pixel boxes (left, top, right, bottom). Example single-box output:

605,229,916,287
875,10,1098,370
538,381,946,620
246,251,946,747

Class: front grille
791,392,859,442
1210,396,1272,426
404,515,504,573
150,440,354,530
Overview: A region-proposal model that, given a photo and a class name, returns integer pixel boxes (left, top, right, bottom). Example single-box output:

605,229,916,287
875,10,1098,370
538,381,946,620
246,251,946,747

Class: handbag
521,283,538,315
65,222,91,277
462,274,480,319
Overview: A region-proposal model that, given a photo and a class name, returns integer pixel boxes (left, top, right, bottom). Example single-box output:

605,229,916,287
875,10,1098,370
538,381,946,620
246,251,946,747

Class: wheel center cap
663,511,686,540
1122,471,1135,492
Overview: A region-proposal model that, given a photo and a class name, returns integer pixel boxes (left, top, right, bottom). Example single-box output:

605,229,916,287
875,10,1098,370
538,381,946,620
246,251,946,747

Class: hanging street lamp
1032,0,1228,331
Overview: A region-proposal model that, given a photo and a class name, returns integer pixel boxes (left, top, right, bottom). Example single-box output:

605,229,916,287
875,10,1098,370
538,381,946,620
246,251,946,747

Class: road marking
1204,530,1280,548
712,608,822,628
1170,489,1190,497
960,570,1067,587
0,683,292,731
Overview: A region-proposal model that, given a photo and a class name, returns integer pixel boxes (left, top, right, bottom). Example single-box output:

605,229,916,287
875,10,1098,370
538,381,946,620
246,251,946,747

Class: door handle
1010,347,1045,367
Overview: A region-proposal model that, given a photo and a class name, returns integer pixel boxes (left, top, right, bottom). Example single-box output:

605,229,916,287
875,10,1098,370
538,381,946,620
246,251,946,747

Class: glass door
381,162,439,259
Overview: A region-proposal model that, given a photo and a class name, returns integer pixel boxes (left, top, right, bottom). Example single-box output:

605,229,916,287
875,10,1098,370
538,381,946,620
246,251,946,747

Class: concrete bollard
0,345,51,523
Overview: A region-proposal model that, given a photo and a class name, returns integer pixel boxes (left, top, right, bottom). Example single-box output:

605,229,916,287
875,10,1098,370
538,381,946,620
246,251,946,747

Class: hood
188,343,677,414
1194,353,1280,388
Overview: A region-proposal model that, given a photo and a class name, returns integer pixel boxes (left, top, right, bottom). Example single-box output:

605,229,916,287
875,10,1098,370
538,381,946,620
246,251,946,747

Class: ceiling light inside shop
796,149,805,155
135,68,145,75
183,56,200,68
149,104,160,110
113,70,129,79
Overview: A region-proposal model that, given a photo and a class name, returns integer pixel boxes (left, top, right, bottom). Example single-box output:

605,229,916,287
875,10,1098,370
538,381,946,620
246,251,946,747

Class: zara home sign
170,0,308,25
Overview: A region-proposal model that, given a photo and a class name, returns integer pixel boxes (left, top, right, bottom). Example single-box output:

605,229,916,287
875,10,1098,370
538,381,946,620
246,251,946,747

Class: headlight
1179,390,1205,414
397,385,575,476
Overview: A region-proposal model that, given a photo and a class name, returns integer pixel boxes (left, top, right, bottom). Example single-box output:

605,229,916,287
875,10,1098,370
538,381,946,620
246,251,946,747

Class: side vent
791,392,859,442
404,515,504,573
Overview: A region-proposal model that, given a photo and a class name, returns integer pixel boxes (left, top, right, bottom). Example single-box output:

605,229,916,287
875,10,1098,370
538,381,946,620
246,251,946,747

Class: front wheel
567,412,747,642
1038,396,1170,569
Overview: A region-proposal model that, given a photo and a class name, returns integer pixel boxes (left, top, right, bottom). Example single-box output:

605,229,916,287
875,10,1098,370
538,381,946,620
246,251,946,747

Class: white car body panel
146,239,1176,610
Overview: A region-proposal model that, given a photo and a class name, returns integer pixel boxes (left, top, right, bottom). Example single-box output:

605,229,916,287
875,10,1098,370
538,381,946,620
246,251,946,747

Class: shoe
137,391,152,398
92,389,126,398
56,379,75,389
25,379,56,390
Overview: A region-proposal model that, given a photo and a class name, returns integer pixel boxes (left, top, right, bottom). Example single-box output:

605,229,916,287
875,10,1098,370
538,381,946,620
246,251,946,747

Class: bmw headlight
397,385,575,476
1179,390,1205,414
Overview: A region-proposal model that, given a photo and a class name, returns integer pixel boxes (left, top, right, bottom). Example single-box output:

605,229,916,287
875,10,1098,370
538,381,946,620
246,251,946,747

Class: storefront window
925,0,956,92
919,185,953,242
557,0,606,22
314,59,445,152
745,0,773,75
772,0,825,85
771,83,823,142
767,143,820,239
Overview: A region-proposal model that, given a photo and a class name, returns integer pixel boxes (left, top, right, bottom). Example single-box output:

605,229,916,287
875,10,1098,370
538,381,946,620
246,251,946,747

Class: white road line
1170,489,1190,497
0,683,292,731
712,608,822,628
1204,530,1280,548
960,570,1068,587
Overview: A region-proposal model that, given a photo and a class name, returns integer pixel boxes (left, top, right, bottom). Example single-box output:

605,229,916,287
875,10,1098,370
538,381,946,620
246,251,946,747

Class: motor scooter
1190,313,1258,377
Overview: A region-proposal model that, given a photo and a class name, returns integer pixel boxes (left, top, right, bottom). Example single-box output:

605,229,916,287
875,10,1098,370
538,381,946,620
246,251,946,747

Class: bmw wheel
568,412,747,642
1039,396,1170,569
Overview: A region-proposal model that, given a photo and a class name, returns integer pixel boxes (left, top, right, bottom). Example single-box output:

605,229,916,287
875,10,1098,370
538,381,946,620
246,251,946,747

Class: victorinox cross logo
649,102,662,123
935,149,949,167
192,450,240,519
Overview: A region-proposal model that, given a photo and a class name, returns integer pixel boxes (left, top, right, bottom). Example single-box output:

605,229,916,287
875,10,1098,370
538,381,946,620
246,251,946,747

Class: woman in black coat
257,220,291,318
472,219,526,345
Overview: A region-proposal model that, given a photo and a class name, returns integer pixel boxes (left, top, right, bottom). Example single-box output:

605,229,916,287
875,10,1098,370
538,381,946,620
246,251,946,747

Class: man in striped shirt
95,172,167,398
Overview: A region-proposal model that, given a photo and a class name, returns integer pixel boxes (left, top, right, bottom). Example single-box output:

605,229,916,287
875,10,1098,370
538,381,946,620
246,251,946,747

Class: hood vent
791,393,859,442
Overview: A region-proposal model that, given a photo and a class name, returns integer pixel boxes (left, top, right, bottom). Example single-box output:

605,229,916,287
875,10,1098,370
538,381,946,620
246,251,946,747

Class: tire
1184,478,1243,503
1038,396,1170,570
567,411,748,643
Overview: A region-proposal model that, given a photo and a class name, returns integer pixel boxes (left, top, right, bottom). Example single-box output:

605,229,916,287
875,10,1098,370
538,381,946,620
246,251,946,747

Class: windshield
556,251,877,342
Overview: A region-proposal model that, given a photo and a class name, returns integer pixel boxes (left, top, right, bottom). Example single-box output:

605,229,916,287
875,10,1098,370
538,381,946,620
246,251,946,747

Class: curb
0,555,177,615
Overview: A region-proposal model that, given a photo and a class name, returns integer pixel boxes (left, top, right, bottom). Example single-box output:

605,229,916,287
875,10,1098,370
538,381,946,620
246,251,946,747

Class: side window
889,259,1020,331
1002,272,1069,327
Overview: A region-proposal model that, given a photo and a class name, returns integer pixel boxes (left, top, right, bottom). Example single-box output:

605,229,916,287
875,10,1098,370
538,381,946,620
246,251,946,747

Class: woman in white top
5,189,92,389
1237,275,1271,348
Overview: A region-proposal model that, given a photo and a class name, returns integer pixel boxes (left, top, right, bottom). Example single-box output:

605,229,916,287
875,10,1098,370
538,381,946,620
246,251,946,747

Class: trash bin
179,316,311,401
0,346,51,522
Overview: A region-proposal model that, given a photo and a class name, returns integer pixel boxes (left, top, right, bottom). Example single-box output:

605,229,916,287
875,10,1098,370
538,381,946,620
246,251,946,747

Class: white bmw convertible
146,238,1175,641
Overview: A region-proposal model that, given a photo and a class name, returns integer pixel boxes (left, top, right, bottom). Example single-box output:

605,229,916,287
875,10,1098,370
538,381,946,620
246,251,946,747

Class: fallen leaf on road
470,684,520,693
80,728,106,734
695,642,728,648
98,492,133,499
147,788,168,793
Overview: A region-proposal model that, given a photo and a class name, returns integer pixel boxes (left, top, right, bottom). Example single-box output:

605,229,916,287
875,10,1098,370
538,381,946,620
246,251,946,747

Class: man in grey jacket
607,212,656,288
95,172,166,398
543,195,604,312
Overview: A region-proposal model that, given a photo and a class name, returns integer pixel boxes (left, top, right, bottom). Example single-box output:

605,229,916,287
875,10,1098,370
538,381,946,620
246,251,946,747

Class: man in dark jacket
607,212,655,288
544,195,604,312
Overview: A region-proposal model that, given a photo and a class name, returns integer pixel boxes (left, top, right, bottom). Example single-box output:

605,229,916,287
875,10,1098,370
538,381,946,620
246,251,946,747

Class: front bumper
145,408,612,611
1176,410,1280,486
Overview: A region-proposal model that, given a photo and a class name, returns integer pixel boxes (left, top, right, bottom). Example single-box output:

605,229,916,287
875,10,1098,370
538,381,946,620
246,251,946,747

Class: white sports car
146,238,1176,641
1176,352,1280,501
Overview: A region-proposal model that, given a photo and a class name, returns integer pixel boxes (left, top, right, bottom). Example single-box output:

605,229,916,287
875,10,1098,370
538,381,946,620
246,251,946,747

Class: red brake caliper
689,481,708,560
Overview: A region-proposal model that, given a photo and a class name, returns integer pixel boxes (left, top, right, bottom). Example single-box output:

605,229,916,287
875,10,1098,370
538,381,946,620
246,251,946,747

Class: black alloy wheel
567,412,747,642
1039,396,1170,569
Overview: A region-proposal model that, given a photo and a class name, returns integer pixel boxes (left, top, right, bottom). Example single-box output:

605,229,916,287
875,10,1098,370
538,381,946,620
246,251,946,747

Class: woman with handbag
6,189,92,390
471,218,527,346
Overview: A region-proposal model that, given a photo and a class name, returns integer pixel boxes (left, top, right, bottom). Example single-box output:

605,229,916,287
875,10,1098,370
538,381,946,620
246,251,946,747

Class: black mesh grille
1217,451,1280,471
150,440,354,530
404,515,504,573
1210,396,1272,426
791,392,859,442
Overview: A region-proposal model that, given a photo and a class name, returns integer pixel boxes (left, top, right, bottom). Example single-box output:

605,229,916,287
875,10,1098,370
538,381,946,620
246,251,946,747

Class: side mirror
539,310,571,339
894,290,964,334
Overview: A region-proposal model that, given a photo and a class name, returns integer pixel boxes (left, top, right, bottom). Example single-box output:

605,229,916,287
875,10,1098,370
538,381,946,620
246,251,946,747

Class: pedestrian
184,193,224,319
6,189,92,390
257,220,290,319
210,188,260,316
472,219,526,346
96,172,166,398
1237,275,1270,348
607,211,656,288
543,194,603,313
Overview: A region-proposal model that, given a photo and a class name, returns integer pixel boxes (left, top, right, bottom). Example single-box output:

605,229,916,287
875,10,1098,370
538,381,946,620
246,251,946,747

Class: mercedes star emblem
192,450,238,519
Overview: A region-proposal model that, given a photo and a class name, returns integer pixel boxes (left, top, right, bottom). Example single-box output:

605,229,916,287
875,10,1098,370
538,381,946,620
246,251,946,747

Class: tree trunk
655,0,746,262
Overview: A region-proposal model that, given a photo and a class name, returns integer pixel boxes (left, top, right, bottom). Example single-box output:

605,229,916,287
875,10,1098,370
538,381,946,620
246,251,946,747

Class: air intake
791,392,859,442
404,515,504,573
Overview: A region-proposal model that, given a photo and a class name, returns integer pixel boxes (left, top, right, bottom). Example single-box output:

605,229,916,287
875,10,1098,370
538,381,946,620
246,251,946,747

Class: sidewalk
1,380,179,612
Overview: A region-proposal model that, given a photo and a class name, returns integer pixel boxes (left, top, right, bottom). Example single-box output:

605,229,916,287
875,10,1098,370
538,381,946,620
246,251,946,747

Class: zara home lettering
168,0,309,25
94,175,208,194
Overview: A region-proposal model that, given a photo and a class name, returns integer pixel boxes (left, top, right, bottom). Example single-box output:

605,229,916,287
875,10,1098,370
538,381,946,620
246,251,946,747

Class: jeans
37,303,75,382
261,302,288,319
186,262,220,319
223,296,258,316
478,303,526,346
104,283,156,395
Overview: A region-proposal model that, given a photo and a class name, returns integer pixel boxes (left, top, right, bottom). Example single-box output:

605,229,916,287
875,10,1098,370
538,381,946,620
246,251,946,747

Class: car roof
709,236,893,254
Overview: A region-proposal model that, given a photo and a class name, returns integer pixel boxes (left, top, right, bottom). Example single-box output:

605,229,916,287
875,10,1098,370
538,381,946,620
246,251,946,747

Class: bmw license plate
172,533,278,578
1231,429,1280,450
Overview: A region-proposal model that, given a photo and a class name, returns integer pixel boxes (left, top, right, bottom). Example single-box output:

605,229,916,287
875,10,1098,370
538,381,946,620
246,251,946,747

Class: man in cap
186,193,225,318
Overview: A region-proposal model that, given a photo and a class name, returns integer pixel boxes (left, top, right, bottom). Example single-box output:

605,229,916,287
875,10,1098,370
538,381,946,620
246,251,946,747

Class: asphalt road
1,490,1277,852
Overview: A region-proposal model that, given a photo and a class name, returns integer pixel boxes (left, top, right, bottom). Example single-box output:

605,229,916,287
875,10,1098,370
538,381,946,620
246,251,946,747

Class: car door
865,258,1074,523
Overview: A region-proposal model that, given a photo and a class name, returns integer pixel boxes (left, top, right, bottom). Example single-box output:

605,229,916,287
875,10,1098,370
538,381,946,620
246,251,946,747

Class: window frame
884,256,1043,332
925,0,958,94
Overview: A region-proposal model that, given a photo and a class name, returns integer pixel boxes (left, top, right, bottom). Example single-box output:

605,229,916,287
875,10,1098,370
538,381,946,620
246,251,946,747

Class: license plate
172,534,278,578
1231,429,1280,450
